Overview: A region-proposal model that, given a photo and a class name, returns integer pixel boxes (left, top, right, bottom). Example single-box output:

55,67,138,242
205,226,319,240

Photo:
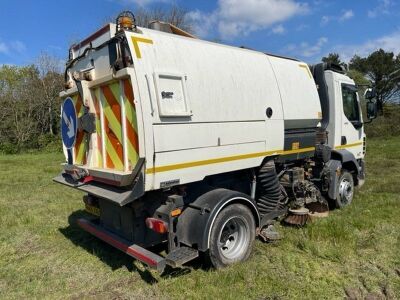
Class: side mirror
366,101,377,120
364,88,376,100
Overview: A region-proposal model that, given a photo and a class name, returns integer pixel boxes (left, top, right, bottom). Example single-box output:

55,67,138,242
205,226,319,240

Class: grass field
0,138,399,299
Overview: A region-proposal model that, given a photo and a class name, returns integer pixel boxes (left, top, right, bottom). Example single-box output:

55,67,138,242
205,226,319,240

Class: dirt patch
344,287,362,300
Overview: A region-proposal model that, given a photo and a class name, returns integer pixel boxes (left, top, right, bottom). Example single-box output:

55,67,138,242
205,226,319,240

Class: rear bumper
77,218,166,272
53,172,142,206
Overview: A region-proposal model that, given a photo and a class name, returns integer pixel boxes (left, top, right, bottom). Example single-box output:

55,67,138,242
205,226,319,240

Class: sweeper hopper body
54,14,377,271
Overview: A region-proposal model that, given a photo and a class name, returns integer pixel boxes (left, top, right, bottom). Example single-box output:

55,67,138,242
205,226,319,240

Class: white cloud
339,10,354,22
0,40,26,56
186,0,308,40
321,9,354,25
10,41,26,53
271,25,286,35
332,30,400,62
0,42,8,54
296,24,309,31
368,0,393,18
320,15,331,25
185,10,218,38
284,37,328,58
117,0,170,7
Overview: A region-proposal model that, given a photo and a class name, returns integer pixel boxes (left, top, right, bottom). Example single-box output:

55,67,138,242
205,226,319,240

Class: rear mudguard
176,189,260,252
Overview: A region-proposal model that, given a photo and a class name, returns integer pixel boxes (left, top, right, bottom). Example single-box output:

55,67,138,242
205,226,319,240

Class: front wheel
207,204,255,269
335,170,354,208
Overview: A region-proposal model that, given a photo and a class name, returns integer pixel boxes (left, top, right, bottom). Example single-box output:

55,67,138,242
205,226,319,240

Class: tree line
0,54,64,153
322,50,400,112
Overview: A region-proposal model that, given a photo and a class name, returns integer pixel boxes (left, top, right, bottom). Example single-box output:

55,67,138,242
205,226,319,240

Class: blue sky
0,0,399,66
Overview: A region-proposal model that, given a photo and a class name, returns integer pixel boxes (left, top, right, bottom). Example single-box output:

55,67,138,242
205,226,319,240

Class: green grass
0,138,399,299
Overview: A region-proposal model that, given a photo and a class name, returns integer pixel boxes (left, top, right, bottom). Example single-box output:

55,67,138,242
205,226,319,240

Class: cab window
341,84,360,123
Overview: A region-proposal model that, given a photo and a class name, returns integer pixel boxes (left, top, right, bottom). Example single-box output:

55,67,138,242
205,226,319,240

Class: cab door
338,83,364,159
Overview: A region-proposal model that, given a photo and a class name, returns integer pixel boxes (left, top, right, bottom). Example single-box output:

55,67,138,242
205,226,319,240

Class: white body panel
325,71,364,159
124,28,321,191
268,57,321,129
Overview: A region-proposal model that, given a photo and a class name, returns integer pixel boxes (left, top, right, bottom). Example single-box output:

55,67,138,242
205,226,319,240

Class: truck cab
327,69,364,158
311,63,368,187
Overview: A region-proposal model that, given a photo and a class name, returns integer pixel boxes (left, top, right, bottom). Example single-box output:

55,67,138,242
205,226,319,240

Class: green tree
0,65,41,149
0,53,64,153
347,69,370,86
36,53,64,136
322,53,346,67
349,49,400,113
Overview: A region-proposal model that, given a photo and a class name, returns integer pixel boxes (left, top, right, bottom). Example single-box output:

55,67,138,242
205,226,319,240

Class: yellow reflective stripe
124,94,138,132
335,141,363,150
146,147,316,174
102,102,122,143
123,85,139,168
299,64,312,78
96,117,103,168
75,142,86,164
131,36,153,59
101,83,124,170
93,89,103,168
97,150,103,168
105,136,124,170
127,140,139,167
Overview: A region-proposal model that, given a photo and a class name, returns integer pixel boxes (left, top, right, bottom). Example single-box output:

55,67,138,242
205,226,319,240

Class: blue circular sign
61,97,77,149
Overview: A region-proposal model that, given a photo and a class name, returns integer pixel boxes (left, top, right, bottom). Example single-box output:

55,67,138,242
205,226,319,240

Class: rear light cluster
145,218,168,234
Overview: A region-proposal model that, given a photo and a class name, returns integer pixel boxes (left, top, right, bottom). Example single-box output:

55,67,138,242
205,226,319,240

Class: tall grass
365,105,400,138
0,138,399,299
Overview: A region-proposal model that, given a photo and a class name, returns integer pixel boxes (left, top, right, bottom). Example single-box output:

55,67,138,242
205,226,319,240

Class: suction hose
256,160,286,215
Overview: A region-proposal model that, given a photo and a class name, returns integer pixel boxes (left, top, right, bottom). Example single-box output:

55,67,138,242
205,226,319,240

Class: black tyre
335,170,354,208
208,204,255,269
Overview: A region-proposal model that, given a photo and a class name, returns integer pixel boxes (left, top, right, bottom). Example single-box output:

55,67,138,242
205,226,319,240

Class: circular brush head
284,207,310,226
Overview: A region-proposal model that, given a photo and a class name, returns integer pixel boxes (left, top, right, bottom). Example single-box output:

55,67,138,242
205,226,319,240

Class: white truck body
55,18,370,271
61,24,333,191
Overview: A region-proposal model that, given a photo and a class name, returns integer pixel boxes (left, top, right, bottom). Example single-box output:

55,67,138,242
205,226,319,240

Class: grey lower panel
284,119,320,130
53,173,143,206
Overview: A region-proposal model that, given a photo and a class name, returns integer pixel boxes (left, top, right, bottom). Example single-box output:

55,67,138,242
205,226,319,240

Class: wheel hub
339,178,353,204
218,217,249,260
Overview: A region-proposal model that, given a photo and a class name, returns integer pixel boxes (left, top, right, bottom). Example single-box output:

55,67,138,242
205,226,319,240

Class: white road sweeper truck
54,11,378,271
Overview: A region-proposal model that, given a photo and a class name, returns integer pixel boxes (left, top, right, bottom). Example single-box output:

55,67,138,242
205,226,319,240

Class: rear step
77,218,166,272
166,247,199,268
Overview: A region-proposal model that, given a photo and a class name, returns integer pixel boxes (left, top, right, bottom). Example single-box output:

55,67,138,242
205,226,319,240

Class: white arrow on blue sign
61,97,77,149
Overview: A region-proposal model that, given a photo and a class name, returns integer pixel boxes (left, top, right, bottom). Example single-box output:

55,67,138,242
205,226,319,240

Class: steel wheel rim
217,216,249,260
339,178,353,204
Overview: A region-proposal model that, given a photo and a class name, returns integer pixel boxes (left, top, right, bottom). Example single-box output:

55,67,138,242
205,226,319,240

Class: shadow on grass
59,210,206,284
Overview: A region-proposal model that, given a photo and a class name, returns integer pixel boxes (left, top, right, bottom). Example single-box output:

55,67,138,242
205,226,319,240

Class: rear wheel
335,171,354,208
208,204,255,269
